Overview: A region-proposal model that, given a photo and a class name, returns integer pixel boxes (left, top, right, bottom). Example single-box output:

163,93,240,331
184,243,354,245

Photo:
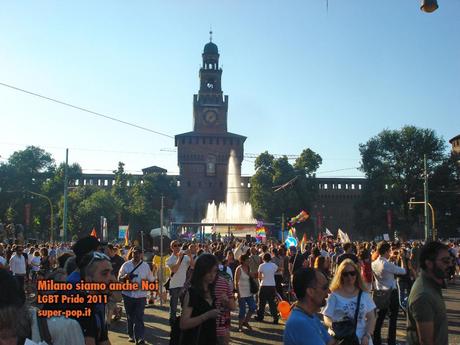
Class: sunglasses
87,251,111,267
342,271,357,278
172,244,181,248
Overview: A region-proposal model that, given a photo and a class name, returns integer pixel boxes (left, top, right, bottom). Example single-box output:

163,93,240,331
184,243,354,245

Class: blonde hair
329,259,368,292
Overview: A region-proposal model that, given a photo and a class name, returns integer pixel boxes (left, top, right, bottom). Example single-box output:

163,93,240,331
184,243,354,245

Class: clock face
206,80,215,89
204,110,217,124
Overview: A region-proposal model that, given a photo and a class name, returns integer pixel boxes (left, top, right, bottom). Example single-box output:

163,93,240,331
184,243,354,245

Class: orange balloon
277,301,291,320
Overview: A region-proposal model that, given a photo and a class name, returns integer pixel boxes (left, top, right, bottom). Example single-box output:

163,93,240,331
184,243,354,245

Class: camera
128,273,138,280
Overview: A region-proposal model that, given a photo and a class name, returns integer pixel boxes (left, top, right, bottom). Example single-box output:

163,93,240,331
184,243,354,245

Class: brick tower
175,35,246,222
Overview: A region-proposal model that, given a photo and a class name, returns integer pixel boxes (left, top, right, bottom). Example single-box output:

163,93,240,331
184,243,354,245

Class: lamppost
420,0,438,12
0,188,55,242
28,191,54,242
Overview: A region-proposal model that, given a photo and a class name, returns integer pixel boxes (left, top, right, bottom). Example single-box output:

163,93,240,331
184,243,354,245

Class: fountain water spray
202,150,256,232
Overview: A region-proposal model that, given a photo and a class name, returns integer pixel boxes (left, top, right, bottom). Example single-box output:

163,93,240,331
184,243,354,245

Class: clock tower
175,35,246,222
193,37,228,133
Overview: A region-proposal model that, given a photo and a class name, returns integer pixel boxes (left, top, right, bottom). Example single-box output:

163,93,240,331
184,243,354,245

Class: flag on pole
325,228,333,237
124,224,130,246
90,227,97,238
337,229,351,243
301,233,307,245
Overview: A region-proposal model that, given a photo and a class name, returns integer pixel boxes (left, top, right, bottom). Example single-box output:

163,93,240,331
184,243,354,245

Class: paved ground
109,276,460,345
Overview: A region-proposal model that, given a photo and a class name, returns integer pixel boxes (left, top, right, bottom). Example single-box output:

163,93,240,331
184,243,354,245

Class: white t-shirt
9,253,27,275
218,264,233,281
166,254,190,289
31,256,41,272
118,260,155,298
322,291,376,344
258,262,277,287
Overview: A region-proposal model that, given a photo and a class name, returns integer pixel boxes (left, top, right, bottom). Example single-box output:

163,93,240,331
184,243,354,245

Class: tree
429,153,460,237
357,126,447,238
74,189,122,238
0,146,56,239
112,162,132,225
250,149,322,235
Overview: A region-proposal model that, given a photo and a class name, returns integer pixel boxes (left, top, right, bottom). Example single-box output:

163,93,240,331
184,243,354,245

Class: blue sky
0,0,459,178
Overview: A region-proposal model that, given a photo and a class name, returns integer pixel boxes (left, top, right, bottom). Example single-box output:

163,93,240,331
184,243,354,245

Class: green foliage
250,149,322,226
294,149,323,177
74,189,122,238
0,147,178,241
5,206,17,223
357,125,449,238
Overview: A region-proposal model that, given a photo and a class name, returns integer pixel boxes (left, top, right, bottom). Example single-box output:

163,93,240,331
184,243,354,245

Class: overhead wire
0,81,174,139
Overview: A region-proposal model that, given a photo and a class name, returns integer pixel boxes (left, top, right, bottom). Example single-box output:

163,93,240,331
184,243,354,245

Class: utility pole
63,148,69,242
159,195,164,307
281,213,285,243
423,154,430,241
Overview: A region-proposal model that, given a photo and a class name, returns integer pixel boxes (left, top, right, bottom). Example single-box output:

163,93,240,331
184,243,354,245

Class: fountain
201,150,257,235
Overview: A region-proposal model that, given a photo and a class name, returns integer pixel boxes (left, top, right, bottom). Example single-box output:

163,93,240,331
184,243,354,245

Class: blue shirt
283,308,331,345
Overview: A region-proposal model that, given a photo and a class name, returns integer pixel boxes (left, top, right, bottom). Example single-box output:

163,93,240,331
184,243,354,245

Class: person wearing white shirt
118,247,154,344
372,241,406,345
9,245,27,291
166,240,191,325
255,253,279,324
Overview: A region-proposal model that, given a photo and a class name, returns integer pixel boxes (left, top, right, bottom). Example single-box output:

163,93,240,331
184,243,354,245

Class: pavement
109,276,460,345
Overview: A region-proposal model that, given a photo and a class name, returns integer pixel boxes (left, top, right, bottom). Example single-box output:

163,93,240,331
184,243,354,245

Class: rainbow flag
256,227,266,237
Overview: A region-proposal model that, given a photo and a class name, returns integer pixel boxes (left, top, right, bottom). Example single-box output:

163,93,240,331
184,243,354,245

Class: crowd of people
0,235,459,345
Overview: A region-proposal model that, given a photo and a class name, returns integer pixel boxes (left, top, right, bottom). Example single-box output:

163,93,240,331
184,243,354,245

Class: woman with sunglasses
323,259,376,345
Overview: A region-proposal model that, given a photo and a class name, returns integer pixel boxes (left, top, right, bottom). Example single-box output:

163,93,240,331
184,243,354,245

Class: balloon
278,300,292,320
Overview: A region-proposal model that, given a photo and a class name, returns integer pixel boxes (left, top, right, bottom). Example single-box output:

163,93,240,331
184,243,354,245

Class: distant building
450,134,460,156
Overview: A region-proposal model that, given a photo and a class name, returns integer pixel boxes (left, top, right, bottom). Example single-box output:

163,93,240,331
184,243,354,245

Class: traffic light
408,197,415,210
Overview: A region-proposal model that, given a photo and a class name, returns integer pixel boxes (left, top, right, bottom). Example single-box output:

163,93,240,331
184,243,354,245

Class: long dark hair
190,253,218,298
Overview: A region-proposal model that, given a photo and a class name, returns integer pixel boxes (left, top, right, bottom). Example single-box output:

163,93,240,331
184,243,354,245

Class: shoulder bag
371,272,392,310
331,290,362,345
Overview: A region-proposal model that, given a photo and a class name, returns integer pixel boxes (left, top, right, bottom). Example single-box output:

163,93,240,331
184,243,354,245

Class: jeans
374,289,399,345
256,286,278,321
169,287,182,324
123,295,146,341
275,274,284,299
238,296,257,319
14,275,25,292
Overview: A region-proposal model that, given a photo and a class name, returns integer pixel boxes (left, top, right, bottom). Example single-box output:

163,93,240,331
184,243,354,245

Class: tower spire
209,27,213,42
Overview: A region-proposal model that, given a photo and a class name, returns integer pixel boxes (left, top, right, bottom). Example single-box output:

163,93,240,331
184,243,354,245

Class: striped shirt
214,274,233,336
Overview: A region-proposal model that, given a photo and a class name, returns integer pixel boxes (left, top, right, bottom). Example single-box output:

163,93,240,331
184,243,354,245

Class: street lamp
0,188,55,241
420,0,438,12
28,191,54,242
